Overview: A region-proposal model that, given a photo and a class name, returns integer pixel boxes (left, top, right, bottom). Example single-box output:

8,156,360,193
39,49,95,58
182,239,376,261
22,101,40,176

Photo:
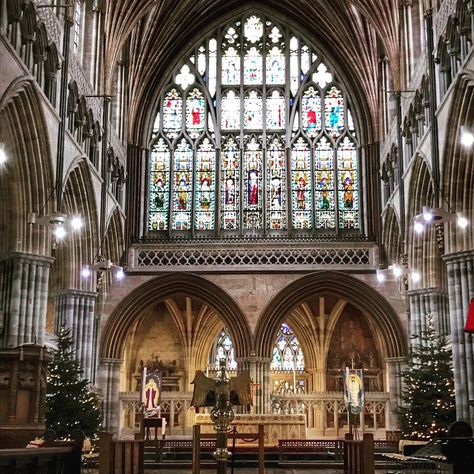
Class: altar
194,413,306,446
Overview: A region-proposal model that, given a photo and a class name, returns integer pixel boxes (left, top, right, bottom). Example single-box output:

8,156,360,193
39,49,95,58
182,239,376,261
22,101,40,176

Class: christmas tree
398,315,456,439
45,327,102,439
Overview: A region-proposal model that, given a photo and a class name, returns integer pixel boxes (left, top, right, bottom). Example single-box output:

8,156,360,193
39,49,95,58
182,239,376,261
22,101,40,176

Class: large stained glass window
148,13,359,235
271,323,305,371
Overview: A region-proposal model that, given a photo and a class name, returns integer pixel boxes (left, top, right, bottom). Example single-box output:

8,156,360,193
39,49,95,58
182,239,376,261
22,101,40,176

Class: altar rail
279,439,345,463
0,446,81,474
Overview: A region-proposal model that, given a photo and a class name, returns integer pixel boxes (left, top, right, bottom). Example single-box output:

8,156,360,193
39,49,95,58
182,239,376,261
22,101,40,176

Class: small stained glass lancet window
148,12,360,234
271,323,305,371
212,328,238,371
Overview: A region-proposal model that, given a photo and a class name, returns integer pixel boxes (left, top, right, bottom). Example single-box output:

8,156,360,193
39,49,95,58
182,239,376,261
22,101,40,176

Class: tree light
376,270,386,282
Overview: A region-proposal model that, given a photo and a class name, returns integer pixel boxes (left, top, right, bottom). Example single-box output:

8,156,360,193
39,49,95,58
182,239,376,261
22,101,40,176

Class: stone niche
0,345,52,448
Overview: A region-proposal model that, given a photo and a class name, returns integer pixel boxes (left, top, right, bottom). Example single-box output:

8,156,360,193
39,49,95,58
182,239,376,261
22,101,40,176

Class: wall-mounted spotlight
413,206,469,232
461,125,474,148
377,264,421,288
27,211,83,242
0,147,7,165
81,257,125,282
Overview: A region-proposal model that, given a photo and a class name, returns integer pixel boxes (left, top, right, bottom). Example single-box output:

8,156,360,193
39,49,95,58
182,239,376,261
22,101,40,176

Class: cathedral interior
0,0,473,446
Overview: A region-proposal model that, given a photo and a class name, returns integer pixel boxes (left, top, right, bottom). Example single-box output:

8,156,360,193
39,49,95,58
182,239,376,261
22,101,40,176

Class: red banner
465,298,474,333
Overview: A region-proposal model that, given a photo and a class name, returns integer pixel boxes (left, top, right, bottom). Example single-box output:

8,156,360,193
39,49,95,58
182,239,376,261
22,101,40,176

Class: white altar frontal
194,413,307,446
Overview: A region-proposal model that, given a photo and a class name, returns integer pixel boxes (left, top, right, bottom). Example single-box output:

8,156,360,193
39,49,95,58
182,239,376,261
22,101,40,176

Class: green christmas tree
398,315,456,439
45,327,102,439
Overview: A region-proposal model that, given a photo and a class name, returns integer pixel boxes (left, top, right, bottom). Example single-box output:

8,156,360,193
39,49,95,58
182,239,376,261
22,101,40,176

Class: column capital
443,250,474,264
54,289,98,299
99,357,123,367
5,251,54,265
407,287,448,297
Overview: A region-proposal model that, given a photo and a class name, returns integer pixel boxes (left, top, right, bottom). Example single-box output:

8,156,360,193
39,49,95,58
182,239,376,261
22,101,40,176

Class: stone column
0,252,54,348
237,356,272,414
407,287,449,341
54,289,98,382
385,357,407,430
444,251,474,426
98,358,123,435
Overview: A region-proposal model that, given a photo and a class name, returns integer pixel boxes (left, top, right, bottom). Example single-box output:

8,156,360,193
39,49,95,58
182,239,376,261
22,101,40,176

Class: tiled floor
150,470,390,473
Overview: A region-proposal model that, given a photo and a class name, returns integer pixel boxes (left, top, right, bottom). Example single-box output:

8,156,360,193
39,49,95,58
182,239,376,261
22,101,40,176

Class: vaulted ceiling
103,0,400,143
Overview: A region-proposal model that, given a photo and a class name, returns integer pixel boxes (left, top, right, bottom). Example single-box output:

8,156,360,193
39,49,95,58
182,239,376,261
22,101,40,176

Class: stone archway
98,273,252,432
253,271,407,436
255,271,407,359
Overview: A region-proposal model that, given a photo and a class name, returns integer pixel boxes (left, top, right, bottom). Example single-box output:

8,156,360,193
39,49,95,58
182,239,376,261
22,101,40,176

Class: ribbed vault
100,273,252,360
103,0,392,145
254,271,407,359
442,71,474,254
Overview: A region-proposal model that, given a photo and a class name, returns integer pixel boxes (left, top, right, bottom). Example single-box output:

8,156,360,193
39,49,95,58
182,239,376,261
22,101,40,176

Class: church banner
142,368,162,417
343,367,364,415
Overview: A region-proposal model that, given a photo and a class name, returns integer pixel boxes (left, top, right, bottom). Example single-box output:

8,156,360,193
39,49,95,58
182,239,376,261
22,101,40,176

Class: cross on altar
250,382,261,414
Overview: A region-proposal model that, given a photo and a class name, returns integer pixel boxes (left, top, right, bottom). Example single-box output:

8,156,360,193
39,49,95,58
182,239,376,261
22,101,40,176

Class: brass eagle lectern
191,359,251,473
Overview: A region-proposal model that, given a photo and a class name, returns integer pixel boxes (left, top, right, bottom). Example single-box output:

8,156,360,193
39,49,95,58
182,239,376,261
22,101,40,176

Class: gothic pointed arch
442,71,474,254
254,271,407,359
407,154,444,288
382,205,402,265
0,76,54,257
52,158,100,291
100,273,252,360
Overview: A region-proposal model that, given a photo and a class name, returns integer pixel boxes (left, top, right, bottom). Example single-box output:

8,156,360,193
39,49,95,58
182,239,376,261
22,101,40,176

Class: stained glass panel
208,39,217,96
290,37,299,96
314,137,335,229
266,90,285,129
312,62,332,88
162,89,182,139
302,86,321,137
325,86,344,138
244,90,263,129
212,328,237,370
149,139,170,230
150,13,360,235
266,137,286,229
243,137,263,229
271,323,305,371
195,138,216,230
244,16,263,43
186,88,205,138
221,136,240,229
222,47,240,85
172,139,193,230
266,46,285,84
222,90,240,130
244,47,263,84
291,138,312,229
337,137,359,229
